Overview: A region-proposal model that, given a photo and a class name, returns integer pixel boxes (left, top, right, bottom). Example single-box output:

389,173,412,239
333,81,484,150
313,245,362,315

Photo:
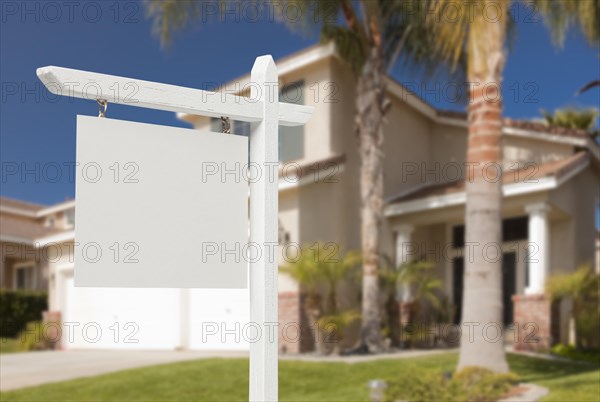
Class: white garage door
188,289,249,350
63,275,180,349
62,274,249,351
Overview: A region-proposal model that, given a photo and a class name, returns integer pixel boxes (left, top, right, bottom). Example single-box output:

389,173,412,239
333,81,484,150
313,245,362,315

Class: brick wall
278,291,314,354
512,294,556,351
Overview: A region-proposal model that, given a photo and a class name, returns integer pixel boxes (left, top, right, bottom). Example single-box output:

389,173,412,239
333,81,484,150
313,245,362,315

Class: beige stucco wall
503,136,574,169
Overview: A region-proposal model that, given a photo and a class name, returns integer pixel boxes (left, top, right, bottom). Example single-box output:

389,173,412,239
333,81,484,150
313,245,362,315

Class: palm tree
145,0,453,352
541,108,599,138
427,0,599,372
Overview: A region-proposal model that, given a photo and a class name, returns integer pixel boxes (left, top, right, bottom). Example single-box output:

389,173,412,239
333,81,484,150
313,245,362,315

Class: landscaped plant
551,344,600,364
384,366,519,402
380,259,453,348
546,264,600,350
15,321,57,352
0,290,48,338
281,243,361,354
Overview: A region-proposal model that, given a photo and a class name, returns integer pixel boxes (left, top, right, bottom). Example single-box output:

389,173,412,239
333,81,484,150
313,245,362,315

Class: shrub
0,290,48,338
551,344,600,364
16,321,48,351
385,367,518,402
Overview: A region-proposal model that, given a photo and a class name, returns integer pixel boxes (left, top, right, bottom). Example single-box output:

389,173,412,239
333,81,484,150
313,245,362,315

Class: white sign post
37,56,313,402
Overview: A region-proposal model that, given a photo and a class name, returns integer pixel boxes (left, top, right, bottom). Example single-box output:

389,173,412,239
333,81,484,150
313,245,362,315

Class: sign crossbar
37,66,313,127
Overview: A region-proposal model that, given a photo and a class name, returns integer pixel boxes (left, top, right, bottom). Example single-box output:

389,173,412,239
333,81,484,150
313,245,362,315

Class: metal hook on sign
97,99,108,118
221,116,231,133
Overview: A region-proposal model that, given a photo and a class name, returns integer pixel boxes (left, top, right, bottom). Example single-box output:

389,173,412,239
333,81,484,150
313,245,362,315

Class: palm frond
320,25,366,73
145,0,205,46
533,0,600,47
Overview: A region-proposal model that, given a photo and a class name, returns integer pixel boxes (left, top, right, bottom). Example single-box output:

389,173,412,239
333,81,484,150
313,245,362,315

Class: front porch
384,169,581,350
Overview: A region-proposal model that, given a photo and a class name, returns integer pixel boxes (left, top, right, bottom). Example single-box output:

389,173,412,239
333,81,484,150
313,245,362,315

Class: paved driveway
0,350,247,391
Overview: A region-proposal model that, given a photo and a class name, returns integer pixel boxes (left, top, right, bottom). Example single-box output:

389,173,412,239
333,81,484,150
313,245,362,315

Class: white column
525,203,550,295
394,224,414,302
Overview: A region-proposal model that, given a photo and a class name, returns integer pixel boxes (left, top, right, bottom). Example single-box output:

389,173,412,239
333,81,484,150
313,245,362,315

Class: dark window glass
453,216,527,248
502,217,528,242
452,225,465,248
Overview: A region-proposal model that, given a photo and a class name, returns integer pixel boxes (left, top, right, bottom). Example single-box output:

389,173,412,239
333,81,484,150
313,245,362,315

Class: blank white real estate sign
74,116,248,288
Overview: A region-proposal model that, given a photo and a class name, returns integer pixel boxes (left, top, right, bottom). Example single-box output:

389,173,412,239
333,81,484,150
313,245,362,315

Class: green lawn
1,353,598,401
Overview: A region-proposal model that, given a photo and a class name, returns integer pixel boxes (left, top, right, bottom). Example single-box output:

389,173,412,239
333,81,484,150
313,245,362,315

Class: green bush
385,367,518,402
0,290,48,338
551,344,600,364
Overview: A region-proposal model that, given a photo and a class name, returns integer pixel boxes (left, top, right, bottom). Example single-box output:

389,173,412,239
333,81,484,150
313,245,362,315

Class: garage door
63,274,180,349
62,274,249,350
188,289,249,350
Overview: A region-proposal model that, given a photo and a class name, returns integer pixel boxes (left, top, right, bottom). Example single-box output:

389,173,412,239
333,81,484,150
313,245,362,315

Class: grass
1,353,598,401
0,338,20,354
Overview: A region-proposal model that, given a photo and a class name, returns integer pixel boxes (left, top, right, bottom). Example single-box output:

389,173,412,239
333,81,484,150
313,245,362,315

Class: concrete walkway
0,350,247,391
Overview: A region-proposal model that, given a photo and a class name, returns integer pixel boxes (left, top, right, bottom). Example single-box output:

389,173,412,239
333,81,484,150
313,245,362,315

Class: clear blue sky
1,2,599,205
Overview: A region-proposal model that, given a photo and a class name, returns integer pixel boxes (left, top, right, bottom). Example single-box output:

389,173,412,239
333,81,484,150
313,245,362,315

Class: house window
279,81,305,163
452,216,528,248
65,208,75,227
502,217,528,242
452,225,465,248
14,263,35,290
45,216,55,228
209,81,305,163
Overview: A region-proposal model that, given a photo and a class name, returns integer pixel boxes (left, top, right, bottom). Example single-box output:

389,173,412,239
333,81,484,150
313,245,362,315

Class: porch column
394,224,414,268
393,224,414,326
525,202,550,295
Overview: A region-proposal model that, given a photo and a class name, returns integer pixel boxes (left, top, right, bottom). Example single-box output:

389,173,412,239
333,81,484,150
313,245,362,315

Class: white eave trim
34,230,75,248
37,200,76,217
502,126,588,147
385,158,589,217
0,199,75,218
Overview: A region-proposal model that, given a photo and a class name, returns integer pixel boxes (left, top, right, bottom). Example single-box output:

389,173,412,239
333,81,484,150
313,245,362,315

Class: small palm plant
396,260,444,348
281,243,361,354
546,264,600,350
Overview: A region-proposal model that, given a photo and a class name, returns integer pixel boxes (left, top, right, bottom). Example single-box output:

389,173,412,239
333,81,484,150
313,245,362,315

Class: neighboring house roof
0,196,75,218
0,196,75,245
385,151,590,216
0,197,46,213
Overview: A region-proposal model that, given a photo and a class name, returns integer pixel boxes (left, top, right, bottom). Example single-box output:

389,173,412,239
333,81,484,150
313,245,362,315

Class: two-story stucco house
2,43,598,352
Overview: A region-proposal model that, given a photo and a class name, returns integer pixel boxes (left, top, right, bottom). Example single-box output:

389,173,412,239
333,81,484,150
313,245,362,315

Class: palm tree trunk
357,47,387,352
457,8,509,373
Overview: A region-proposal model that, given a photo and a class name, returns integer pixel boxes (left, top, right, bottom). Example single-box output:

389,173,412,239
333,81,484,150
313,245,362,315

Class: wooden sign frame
37,56,313,402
